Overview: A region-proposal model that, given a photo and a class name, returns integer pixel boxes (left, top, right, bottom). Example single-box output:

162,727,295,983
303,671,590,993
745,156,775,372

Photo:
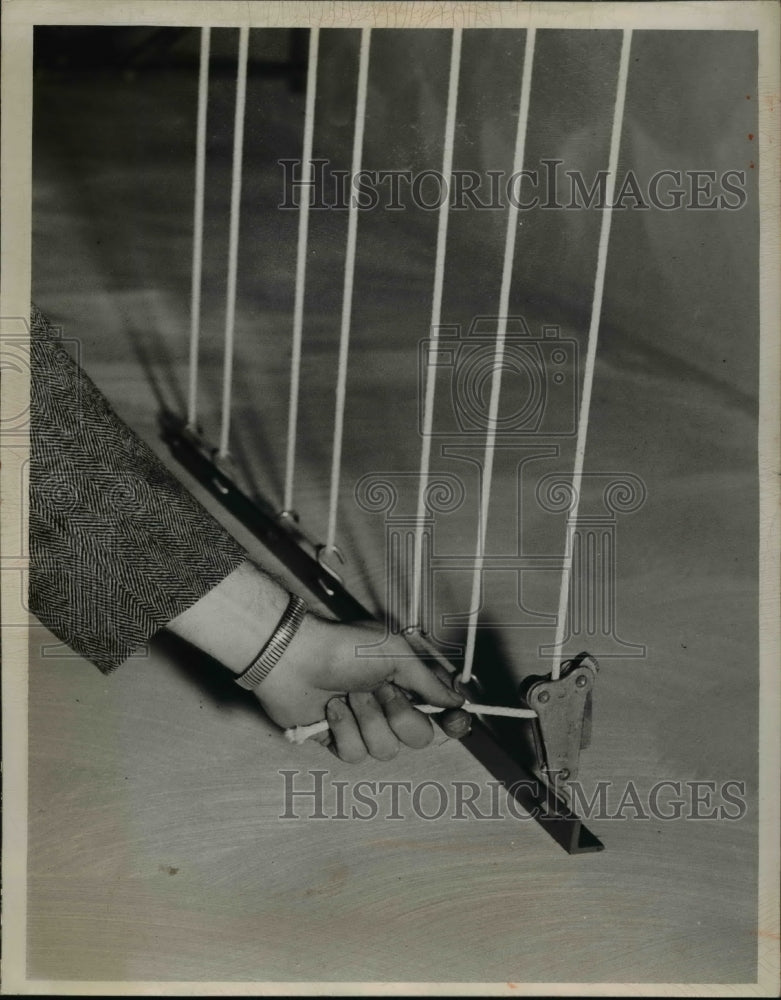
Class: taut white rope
284,28,320,512
187,27,210,431
410,27,463,632
326,27,371,551
550,29,632,681
460,28,536,686
285,700,538,745
218,26,250,459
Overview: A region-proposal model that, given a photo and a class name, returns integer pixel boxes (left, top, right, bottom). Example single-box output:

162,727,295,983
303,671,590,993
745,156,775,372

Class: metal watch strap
234,594,308,690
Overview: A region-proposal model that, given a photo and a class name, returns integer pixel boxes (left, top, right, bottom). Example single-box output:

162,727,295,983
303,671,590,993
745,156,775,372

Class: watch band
235,594,308,690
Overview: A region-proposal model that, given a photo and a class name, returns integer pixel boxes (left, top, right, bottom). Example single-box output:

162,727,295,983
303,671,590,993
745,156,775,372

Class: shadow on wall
33,25,758,403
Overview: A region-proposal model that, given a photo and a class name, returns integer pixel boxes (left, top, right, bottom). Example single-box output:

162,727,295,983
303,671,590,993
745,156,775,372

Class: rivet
575,674,588,688
537,690,550,704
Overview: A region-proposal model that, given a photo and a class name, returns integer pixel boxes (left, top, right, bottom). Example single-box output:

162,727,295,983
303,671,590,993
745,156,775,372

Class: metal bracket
519,652,598,787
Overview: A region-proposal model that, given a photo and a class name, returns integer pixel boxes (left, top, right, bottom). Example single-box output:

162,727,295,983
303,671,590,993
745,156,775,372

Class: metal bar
161,410,370,623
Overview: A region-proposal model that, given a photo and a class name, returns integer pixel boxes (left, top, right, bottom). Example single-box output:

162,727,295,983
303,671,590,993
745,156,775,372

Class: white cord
284,28,320,512
285,700,538,745
218,25,249,459
550,28,632,680
326,27,371,551
410,27,463,631
187,27,210,431
460,28,536,685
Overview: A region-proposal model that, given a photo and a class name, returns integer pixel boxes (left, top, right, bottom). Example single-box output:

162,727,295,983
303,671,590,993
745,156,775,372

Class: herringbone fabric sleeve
29,305,248,672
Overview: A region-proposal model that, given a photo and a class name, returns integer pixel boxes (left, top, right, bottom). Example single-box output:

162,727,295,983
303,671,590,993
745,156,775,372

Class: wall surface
29,26,759,985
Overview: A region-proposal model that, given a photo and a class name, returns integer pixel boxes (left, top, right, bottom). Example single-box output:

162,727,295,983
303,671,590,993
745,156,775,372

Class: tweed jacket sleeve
29,305,248,673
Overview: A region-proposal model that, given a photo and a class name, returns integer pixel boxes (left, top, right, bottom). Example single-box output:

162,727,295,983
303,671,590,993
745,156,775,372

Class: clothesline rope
326,27,372,552
460,27,537,686
284,27,320,513
410,27,463,634
192,29,632,691
285,700,539,746
550,28,632,681
218,25,249,459
186,26,210,431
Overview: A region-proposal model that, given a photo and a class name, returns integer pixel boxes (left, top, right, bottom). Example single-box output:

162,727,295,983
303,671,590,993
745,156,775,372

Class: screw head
575,674,589,688
537,690,550,704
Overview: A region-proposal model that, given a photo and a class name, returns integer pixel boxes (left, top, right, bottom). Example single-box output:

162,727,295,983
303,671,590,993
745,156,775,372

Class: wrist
234,593,308,690
249,610,339,728
167,559,293,675
262,610,335,684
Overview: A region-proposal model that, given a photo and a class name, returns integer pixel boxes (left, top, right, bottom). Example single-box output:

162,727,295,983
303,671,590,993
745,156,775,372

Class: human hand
255,615,471,762
166,561,470,761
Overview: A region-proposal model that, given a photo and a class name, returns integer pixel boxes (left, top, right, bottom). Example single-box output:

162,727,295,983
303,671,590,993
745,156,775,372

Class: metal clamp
519,652,599,788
